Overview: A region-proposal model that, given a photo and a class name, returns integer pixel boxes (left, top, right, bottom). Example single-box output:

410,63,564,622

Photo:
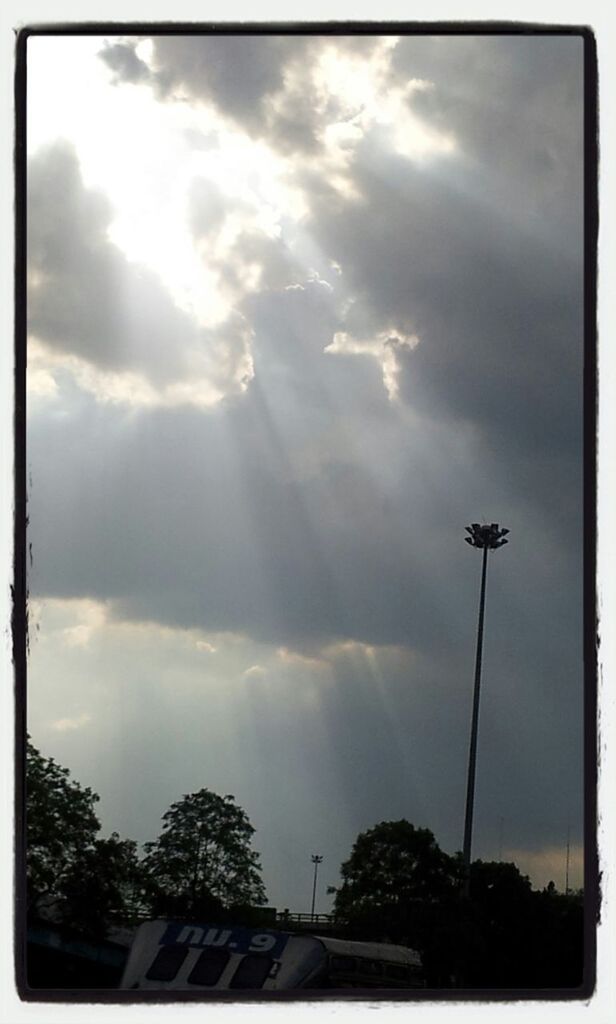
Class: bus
120,919,425,991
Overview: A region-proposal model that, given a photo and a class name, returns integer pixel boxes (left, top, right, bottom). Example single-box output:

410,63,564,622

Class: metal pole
310,855,322,921
462,542,489,895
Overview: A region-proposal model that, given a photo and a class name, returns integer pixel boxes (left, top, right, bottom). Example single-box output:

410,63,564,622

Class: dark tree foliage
26,737,101,913
526,885,584,988
333,823,584,988
26,739,149,936
458,860,584,988
142,788,267,917
59,834,147,937
334,820,460,922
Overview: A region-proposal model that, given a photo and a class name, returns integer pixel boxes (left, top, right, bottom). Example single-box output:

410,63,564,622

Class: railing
275,912,335,929
105,909,336,932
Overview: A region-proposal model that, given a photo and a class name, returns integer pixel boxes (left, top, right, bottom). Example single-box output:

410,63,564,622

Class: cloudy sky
26,30,585,911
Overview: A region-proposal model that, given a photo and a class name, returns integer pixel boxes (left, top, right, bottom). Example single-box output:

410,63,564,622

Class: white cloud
51,713,92,733
242,664,267,679
325,327,419,400
276,647,328,674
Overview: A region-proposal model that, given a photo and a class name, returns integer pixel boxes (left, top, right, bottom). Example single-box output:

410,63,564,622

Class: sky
25,30,585,913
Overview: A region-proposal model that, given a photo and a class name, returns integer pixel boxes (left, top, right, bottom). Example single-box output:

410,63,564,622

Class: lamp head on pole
464,523,510,550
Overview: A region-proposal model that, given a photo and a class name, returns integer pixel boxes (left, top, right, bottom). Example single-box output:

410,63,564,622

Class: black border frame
13,20,599,1006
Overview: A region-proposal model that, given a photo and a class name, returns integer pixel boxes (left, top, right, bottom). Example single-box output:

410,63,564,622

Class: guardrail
275,912,335,929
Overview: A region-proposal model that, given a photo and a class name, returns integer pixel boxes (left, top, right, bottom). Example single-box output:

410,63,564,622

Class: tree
142,789,267,917
332,821,584,987
59,834,148,937
334,820,460,925
26,739,147,935
524,882,584,988
469,859,532,915
454,861,582,988
26,737,100,913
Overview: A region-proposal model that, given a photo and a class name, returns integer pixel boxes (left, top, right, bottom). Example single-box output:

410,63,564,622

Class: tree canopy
60,833,146,937
26,742,268,935
332,822,583,988
26,739,148,935
334,820,460,923
26,737,101,912
142,788,267,916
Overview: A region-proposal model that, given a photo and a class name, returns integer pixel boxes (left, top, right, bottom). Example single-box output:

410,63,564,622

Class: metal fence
274,912,335,930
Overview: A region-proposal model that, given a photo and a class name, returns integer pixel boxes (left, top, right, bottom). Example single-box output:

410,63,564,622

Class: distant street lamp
310,854,323,920
462,523,509,896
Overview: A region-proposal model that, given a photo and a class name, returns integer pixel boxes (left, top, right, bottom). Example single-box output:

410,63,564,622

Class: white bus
120,920,424,991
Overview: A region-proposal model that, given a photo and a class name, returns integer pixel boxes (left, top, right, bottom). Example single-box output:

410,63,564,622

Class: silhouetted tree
524,884,584,988
142,788,267,917
59,833,147,937
458,861,583,988
333,820,461,949
26,739,147,936
335,820,460,916
469,859,532,916
26,737,100,914
331,824,584,989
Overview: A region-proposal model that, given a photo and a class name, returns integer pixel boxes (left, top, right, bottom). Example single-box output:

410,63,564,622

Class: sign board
158,921,290,959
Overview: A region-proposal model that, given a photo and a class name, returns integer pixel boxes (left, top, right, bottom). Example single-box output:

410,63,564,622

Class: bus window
361,959,383,978
385,963,409,982
330,955,357,973
145,945,188,982
187,948,230,986
229,954,273,989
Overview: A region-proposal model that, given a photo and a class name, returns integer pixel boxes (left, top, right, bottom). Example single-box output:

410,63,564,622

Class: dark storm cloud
99,35,388,157
293,35,583,546
149,35,291,119
303,149,582,532
27,261,580,688
390,34,583,247
99,40,150,84
100,36,316,149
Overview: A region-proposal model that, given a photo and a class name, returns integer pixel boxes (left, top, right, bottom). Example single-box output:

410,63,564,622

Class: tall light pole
310,854,323,921
462,523,509,896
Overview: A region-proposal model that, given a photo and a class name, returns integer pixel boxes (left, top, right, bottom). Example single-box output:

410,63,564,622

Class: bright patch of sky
28,36,301,328
314,40,455,164
27,35,456,409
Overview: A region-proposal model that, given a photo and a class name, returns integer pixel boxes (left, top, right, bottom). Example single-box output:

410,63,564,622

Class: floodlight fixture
464,522,510,550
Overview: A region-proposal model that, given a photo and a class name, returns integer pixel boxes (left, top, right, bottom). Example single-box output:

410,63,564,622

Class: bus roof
312,935,422,967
